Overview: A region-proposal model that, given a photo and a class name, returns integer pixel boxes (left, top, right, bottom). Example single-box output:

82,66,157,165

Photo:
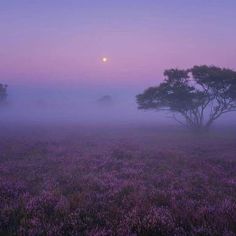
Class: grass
0,124,236,235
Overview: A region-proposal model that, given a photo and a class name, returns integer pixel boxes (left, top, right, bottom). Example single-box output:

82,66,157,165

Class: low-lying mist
0,86,235,128
0,86,164,125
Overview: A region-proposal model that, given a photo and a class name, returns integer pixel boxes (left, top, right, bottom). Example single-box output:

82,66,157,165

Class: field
0,124,236,236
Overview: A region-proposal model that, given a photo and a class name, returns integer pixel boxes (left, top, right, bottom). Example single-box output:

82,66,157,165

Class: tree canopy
137,65,236,130
0,84,7,104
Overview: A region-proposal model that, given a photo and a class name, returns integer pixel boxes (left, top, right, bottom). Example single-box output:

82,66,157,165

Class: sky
0,0,236,91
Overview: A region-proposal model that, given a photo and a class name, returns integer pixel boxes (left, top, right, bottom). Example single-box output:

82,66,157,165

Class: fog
0,85,235,128
0,85,166,125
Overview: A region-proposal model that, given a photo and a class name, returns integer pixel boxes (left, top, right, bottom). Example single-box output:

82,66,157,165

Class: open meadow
0,124,236,236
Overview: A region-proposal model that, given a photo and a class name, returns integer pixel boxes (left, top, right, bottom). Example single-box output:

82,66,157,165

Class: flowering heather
0,125,236,236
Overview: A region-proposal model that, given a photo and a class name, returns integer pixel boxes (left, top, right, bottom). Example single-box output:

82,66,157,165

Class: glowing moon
102,57,108,63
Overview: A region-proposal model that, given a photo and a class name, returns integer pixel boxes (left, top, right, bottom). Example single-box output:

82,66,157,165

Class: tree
0,84,7,104
137,66,236,131
97,95,113,106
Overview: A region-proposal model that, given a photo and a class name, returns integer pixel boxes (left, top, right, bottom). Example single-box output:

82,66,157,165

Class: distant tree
97,95,113,105
137,66,236,131
0,84,7,104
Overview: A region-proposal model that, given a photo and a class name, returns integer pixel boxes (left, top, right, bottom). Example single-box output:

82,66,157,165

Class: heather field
0,125,236,236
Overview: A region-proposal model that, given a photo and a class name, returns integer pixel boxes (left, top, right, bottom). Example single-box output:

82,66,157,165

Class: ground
0,124,236,236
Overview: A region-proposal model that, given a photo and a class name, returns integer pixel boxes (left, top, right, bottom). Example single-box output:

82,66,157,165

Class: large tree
0,84,7,104
137,66,236,131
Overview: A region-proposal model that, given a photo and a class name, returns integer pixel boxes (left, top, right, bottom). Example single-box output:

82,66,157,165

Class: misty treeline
0,84,7,104
1,65,236,131
137,65,236,131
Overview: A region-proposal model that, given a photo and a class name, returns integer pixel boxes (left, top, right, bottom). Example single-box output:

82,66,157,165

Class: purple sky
0,0,236,90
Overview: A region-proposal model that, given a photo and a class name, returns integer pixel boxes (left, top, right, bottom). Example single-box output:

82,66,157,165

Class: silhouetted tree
137,66,236,131
0,84,7,104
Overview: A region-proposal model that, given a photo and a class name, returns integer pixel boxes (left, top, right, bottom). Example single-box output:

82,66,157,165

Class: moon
102,57,108,63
